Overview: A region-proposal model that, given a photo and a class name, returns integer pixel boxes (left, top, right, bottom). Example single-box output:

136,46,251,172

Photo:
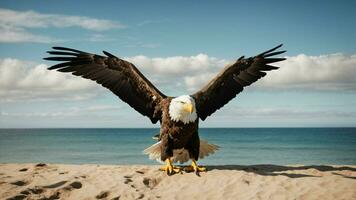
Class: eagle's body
44,44,286,175
160,97,199,161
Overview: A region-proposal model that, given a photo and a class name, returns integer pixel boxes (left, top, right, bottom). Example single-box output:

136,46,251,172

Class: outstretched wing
192,44,286,120
44,47,166,123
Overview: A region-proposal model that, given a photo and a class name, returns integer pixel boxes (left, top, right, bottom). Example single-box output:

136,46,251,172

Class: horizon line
1,126,355,129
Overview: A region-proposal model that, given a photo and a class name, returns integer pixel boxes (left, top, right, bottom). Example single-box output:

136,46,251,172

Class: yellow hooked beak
183,103,194,113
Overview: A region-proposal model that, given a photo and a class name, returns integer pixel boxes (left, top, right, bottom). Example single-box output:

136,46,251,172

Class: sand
0,163,355,200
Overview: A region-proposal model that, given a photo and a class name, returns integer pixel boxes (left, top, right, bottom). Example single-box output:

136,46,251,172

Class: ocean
0,128,355,165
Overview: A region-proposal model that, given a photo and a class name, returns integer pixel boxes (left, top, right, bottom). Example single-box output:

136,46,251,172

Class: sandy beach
0,163,355,200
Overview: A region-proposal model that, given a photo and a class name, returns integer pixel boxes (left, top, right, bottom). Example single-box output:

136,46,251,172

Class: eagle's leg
159,158,181,175
183,132,205,174
184,159,206,174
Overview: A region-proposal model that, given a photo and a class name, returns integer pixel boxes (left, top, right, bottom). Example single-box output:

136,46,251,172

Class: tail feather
199,140,220,159
143,139,219,164
143,141,161,161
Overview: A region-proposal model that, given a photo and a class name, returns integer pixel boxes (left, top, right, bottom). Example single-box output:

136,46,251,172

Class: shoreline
1,163,355,200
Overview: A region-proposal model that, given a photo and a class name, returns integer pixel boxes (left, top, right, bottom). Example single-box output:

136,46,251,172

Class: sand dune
0,163,355,200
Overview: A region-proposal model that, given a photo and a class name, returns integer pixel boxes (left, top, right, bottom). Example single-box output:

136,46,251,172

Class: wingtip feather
264,50,287,57
52,46,84,53
103,51,117,58
258,44,285,57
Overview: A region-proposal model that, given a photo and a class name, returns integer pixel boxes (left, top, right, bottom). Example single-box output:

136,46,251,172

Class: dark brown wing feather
192,44,286,120
44,47,166,123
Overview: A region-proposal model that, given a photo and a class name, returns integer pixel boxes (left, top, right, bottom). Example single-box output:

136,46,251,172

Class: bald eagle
44,44,286,175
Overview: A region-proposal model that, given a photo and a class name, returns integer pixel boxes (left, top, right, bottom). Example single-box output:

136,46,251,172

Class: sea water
0,128,355,165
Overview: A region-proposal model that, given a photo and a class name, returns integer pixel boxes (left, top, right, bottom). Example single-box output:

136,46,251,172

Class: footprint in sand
35,163,47,167
20,190,30,195
124,179,133,184
19,186,44,196
29,182,78,200
33,182,80,200
70,181,82,189
28,187,44,194
8,187,44,200
41,191,61,200
142,177,160,189
19,168,28,172
124,175,133,184
142,178,150,187
43,181,67,188
10,180,28,186
96,191,110,199
63,181,82,190
6,194,27,200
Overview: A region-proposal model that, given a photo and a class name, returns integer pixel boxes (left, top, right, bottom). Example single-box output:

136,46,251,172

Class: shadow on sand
205,165,356,179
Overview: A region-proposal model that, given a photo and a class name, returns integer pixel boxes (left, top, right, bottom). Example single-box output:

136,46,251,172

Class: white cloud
0,24,59,43
0,110,78,118
126,53,227,76
257,54,356,91
0,8,124,30
125,54,228,94
86,105,121,112
179,53,356,92
1,53,355,102
0,58,98,102
0,105,121,118
202,105,356,127
0,8,125,43
184,72,216,92
217,106,356,119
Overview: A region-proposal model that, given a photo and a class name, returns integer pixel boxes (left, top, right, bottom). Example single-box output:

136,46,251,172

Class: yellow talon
192,160,206,172
184,160,206,175
159,158,181,175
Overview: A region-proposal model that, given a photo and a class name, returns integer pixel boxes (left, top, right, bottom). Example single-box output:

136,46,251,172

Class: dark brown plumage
44,44,286,172
45,47,165,123
192,44,286,120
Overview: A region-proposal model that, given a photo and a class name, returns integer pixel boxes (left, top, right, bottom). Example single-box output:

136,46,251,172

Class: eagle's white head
169,95,197,124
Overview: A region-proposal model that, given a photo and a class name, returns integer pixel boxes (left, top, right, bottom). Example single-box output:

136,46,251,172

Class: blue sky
0,0,355,128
